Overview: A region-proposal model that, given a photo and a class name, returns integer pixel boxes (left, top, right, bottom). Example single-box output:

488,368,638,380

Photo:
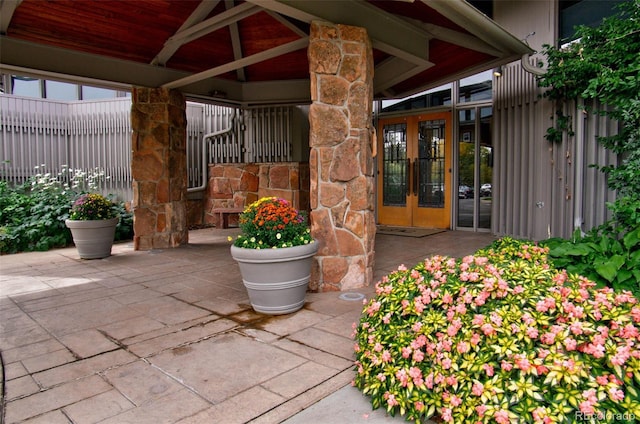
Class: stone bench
211,207,244,229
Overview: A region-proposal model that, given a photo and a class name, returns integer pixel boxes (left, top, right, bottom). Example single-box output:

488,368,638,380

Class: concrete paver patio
1,228,494,423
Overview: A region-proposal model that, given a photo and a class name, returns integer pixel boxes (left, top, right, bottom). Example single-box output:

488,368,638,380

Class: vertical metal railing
0,95,297,200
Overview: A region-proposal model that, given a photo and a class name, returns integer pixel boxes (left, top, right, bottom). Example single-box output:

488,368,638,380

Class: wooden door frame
376,111,452,228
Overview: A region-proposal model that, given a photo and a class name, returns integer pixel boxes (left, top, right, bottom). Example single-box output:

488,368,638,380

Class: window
45,80,79,100
459,71,492,104
560,0,624,42
381,84,452,113
11,76,42,98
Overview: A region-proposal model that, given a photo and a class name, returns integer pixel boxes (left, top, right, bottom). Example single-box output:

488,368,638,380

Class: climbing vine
537,0,640,198
537,0,640,295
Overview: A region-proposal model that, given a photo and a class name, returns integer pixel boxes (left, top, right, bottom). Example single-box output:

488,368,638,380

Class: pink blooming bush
353,238,640,423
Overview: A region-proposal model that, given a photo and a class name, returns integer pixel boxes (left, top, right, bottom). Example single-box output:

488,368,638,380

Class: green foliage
542,196,640,297
538,0,640,197
354,238,640,424
0,166,132,254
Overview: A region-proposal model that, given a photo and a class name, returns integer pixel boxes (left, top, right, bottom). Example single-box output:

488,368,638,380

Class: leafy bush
354,238,640,423
0,166,132,254
542,196,640,297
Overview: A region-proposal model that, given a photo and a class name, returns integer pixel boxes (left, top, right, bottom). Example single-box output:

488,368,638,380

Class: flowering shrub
230,197,313,249
69,193,117,220
353,237,640,423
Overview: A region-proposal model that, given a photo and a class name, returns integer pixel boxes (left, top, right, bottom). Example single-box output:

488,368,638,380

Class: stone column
131,87,188,250
308,21,376,292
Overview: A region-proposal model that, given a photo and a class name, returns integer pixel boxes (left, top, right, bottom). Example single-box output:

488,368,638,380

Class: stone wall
203,163,310,227
131,87,188,250
308,22,376,292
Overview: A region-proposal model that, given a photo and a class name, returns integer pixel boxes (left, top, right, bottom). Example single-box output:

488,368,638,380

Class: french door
377,112,451,228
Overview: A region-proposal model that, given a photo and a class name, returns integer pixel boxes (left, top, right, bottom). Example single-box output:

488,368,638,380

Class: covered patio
0,0,531,291
1,230,494,423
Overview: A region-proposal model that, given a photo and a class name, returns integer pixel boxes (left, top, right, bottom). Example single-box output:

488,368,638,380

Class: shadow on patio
1,228,494,423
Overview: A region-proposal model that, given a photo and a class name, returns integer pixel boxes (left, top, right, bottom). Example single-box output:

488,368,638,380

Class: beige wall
492,0,616,240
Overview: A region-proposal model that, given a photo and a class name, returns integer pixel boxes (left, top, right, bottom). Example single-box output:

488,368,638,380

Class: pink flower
449,395,462,406
470,332,481,346
472,382,484,396
501,360,513,371
412,349,425,362
596,375,608,385
475,405,487,416
441,407,453,422
442,358,452,369
540,332,556,345
456,341,470,354
384,392,399,407
579,400,595,415
609,387,624,402
472,314,485,326
381,350,392,362
402,346,412,358
483,363,494,376
481,323,496,336
396,368,409,387
564,338,577,351
494,409,510,424
526,327,539,339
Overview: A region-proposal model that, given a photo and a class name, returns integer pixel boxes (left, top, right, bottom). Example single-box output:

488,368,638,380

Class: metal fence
0,95,296,201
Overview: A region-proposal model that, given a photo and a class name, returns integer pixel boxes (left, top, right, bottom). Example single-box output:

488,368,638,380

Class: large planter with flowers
65,193,118,259
229,197,317,315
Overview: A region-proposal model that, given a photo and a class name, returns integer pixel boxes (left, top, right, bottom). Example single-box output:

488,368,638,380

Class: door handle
413,158,418,196
406,158,411,197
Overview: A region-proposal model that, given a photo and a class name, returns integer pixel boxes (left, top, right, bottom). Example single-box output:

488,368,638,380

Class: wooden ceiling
0,0,531,106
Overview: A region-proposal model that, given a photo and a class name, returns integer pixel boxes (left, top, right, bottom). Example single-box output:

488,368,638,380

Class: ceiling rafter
154,2,261,66
151,0,221,66
163,37,309,90
225,0,246,82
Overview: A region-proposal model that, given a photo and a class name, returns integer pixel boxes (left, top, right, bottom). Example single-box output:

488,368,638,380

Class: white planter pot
230,241,318,315
65,217,119,259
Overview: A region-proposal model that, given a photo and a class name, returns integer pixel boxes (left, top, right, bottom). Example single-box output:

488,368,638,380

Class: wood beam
162,38,309,89
151,0,221,66
225,0,246,82
157,2,261,65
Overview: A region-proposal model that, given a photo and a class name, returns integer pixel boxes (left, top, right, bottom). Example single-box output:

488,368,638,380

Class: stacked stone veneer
308,21,376,292
204,163,310,226
131,87,188,250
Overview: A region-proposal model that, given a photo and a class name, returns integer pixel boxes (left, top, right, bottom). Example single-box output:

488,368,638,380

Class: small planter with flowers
65,192,119,259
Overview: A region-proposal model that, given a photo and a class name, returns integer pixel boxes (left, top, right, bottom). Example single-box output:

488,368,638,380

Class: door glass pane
417,119,445,208
382,123,408,206
457,109,475,227
479,107,493,229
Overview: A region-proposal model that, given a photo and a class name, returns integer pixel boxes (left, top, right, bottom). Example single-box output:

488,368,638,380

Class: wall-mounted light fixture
493,66,503,77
